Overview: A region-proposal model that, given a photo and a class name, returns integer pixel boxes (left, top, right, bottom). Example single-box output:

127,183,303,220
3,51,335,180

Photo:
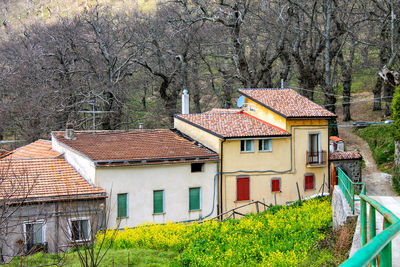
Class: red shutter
305,175,314,190
237,177,250,201
272,179,280,192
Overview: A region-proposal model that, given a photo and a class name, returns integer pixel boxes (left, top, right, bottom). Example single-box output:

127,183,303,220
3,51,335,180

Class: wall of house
174,118,221,153
96,161,218,228
221,122,330,214
51,135,96,185
243,99,287,130
1,199,104,263
332,160,362,183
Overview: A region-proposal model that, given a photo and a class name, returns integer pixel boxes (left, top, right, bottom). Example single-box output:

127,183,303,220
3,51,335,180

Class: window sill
306,163,327,168
272,191,282,193
153,212,165,215
259,150,272,153
234,200,251,203
117,216,129,220
189,209,202,212
304,188,315,191
240,151,255,153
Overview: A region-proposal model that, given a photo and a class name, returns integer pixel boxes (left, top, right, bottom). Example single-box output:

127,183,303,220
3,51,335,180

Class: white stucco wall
96,162,218,228
51,134,96,185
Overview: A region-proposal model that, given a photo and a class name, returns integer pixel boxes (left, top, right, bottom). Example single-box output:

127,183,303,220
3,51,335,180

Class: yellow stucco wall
174,117,221,153
243,99,287,130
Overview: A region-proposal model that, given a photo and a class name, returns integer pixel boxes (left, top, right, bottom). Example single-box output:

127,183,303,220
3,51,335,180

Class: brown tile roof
329,150,362,161
205,108,242,114
175,111,290,138
52,129,218,164
1,140,61,160
330,136,344,142
238,88,336,118
0,158,105,202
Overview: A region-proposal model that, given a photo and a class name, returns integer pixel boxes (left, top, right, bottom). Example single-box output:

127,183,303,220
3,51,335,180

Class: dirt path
336,92,397,196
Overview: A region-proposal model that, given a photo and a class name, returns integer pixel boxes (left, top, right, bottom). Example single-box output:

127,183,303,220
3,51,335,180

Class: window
259,139,272,152
153,190,164,214
25,222,44,251
70,219,90,241
271,178,281,192
304,174,315,191
237,177,250,201
308,133,321,163
117,193,128,218
189,187,201,211
191,163,204,172
240,140,254,152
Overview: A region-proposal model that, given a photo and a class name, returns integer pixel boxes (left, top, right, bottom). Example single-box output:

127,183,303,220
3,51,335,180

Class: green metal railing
338,168,400,267
337,168,363,214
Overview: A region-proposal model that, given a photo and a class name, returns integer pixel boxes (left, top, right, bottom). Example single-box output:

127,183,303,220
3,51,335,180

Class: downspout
219,139,225,215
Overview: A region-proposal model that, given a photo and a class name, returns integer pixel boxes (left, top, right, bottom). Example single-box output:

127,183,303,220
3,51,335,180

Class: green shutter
117,193,127,218
153,190,164,214
189,188,200,210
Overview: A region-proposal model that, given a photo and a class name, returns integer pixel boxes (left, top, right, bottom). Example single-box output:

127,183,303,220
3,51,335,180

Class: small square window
189,187,201,211
240,140,254,152
271,178,281,192
25,222,44,252
304,174,315,191
191,163,204,172
259,139,272,152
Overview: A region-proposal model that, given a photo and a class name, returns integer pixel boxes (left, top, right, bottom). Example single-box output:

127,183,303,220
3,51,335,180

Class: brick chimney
65,122,76,140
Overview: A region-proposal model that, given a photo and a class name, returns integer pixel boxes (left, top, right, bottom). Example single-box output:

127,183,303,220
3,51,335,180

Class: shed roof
52,129,218,164
329,150,362,161
238,88,336,118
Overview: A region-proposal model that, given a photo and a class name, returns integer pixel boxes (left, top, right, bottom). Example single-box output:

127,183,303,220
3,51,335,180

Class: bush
97,197,332,266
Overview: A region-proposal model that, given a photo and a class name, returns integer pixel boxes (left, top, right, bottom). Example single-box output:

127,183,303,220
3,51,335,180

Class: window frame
236,176,250,202
189,187,202,211
304,173,315,191
271,178,281,193
240,140,255,153
68,217,91,242
117,193,128,218
258,139,273,152
23,220,46,247
153,190,165,214
308,132,321,163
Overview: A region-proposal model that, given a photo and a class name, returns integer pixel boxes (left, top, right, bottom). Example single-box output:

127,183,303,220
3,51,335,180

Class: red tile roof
329,136,344,142
0,158,105,202
52,129,218,164
238,88,336,118
175,111,290,138
329,150,362,161
205,108,242,114
1,140,61,160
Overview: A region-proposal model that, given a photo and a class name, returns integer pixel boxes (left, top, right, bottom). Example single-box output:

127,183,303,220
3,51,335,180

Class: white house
51,128,219,228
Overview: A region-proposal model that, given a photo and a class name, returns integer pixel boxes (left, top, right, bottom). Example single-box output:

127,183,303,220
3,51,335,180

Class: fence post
361,199,367,247
369,206,377,267
380,218,392,266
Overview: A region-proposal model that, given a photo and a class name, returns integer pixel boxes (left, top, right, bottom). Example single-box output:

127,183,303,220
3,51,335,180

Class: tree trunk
191,62,202,113
373,78,383,111
383,82,395,117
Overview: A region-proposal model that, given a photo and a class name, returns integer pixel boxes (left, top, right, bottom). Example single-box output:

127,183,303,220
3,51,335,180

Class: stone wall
332,159,362,183
332,186,358,230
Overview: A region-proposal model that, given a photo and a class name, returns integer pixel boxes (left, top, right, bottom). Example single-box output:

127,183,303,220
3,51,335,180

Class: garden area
9,197,354,266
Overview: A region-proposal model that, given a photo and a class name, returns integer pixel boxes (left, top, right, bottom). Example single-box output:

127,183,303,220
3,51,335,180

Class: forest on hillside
0,0,399,143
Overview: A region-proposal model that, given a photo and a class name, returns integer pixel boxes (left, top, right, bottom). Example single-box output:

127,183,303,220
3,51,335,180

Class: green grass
7,248,178,267
354,124,395,172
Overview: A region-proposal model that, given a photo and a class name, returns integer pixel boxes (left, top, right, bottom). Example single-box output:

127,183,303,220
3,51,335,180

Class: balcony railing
306,150,327,165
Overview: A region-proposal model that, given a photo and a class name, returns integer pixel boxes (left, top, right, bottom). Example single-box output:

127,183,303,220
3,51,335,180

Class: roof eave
174,115,226,139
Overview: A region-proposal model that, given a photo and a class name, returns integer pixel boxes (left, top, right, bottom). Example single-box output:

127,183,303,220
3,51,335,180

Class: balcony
306,150,327,166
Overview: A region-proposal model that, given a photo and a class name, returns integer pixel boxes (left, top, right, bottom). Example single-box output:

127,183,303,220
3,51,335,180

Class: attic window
191,163,204,172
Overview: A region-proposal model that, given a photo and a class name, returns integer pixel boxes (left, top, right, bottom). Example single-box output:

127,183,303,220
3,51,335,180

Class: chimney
138,123,143,130
182,89,189,115
65,122,76,140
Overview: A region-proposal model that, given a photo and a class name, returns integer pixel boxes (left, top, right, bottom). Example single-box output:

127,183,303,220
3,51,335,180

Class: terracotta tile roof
238,88,336,118
0,158,105,202
205,108,242,114
52,129,218,163
1,140,61,160
329,150,362,161
330,136,344,142
175,111,290,138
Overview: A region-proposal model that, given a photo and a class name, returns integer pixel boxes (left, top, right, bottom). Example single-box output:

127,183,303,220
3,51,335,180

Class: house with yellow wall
174,88,336,214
